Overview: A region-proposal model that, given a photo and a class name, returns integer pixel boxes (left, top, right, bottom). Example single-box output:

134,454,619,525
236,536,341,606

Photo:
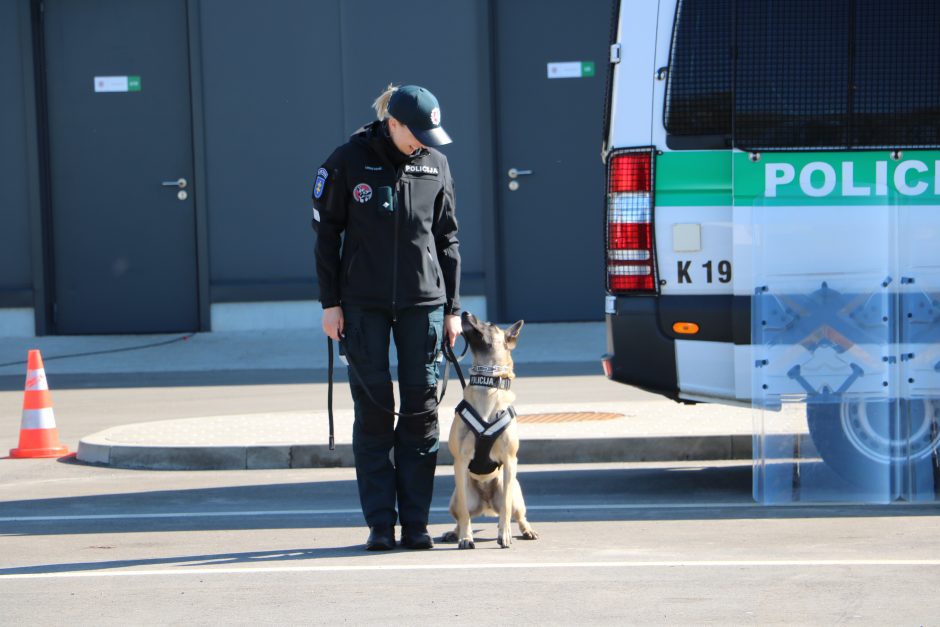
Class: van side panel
607,1,662,149
674,339,736,403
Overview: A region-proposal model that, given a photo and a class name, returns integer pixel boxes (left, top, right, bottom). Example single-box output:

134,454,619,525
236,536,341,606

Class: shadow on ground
0,361,600,391
2,464,936,538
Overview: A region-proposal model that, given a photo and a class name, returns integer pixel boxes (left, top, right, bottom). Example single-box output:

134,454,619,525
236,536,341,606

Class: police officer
312,84,462,551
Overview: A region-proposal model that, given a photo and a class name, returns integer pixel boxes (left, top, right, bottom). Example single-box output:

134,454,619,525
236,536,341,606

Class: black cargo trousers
342,303,444,529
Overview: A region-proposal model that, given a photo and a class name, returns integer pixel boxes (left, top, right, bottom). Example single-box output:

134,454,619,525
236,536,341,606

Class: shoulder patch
313,167,328,199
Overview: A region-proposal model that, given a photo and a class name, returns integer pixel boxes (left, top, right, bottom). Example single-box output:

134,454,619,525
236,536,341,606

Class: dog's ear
504,320,524,349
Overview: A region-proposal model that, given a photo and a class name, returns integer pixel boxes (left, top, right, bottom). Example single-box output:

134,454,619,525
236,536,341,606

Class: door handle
507,168,533,179
162,178,188,189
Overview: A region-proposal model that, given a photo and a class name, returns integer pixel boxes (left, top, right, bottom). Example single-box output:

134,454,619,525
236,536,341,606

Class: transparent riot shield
737,149,940,503
895,173,940,500
732,1,940,504
738,150,893,503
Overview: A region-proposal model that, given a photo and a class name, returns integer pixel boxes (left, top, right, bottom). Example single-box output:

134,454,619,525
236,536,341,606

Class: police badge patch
313,168,328,199
353,183,373,203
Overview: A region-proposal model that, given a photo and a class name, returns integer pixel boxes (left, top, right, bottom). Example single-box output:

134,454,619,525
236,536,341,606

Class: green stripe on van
655,152,731,207
654,150,940,207
733,151,940,206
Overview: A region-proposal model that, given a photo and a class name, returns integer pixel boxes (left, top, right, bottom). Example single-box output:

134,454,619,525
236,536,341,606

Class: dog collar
468,374,512,390
469,364,512,376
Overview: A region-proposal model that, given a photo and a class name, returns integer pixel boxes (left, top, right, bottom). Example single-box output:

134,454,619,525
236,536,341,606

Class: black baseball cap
387,85,452,147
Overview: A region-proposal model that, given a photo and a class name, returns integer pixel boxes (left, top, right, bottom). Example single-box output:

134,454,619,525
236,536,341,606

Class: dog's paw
521,529,539,540
441,530,458,543
458,538,475,550
497,532,512,548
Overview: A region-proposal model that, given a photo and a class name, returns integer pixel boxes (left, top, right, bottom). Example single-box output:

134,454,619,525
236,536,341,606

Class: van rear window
664,0,940,151
663,0,732,146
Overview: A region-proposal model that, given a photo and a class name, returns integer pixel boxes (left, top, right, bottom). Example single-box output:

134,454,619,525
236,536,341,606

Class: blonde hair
372,83,399,120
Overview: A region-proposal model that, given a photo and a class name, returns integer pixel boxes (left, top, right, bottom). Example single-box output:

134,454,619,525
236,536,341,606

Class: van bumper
602,296,681,402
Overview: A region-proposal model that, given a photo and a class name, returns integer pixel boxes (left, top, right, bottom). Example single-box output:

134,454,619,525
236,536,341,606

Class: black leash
325,336,467,450
446,341,467,389
327,336,335,450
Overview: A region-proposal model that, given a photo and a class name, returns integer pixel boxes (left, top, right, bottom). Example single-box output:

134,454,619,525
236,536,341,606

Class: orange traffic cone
9,350,69,458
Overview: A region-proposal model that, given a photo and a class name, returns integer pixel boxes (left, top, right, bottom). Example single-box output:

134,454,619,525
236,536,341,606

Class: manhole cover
517,412,623,423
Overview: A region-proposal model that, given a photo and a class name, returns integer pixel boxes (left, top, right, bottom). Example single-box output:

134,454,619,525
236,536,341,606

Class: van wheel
806,398,940,488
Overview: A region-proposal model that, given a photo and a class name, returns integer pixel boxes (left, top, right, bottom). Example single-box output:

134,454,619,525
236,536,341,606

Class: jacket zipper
391,168,402,322
387,148,425,323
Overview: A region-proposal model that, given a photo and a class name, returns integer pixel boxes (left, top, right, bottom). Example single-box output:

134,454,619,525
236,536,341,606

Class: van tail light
605,148,657,293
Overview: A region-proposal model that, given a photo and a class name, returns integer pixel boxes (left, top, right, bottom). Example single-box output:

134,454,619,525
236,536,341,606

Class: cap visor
413,126,452,147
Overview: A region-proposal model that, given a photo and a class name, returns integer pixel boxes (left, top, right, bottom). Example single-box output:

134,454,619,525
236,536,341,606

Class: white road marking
2,559,940,580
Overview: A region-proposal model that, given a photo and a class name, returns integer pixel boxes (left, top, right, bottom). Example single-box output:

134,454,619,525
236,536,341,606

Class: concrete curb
76,436,754,471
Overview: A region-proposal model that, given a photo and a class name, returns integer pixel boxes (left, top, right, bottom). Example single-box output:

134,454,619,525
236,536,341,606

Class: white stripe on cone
21,407,56,430
25,368,48,391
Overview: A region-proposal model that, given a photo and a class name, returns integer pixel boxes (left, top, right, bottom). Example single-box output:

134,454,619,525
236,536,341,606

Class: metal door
492,0,612,322
43,0,198,333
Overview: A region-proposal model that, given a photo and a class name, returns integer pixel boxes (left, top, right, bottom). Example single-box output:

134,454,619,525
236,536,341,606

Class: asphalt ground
2,460,939,624
2,327,939,622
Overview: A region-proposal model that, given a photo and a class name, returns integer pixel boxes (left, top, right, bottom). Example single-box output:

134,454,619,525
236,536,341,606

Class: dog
442,311,538,549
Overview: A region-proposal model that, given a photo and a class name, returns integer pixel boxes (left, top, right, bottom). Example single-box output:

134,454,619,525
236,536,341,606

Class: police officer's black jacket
312,120,460,315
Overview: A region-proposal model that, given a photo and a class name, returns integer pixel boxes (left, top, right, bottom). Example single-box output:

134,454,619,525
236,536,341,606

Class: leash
325,336,467,450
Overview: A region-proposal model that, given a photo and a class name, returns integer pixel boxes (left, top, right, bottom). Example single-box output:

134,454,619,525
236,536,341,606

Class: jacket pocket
375,186,394,214
343,244,360,284
425,307,443,364
427,246,441,288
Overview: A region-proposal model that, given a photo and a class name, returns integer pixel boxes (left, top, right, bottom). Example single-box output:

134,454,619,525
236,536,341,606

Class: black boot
366,524,396,551
401,523,434,550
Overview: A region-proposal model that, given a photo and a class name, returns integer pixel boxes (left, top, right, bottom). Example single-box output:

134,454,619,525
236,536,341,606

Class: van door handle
507,168,533,179
162,178,188,189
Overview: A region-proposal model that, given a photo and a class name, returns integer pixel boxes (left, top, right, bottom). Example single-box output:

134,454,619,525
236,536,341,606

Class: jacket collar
353,120,429,168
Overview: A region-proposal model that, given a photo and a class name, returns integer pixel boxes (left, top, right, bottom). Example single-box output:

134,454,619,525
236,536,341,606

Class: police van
602,0,940,500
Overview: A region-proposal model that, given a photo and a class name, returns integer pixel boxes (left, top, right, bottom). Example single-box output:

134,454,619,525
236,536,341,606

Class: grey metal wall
200,0,490,302
1,0,497,333
333,0,491,296
0,0,34,308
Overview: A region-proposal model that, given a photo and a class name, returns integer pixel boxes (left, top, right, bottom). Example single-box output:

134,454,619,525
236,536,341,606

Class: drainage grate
517,412,624,424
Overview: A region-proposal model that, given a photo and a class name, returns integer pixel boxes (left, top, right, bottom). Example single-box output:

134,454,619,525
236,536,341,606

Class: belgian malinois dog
442,311,538,549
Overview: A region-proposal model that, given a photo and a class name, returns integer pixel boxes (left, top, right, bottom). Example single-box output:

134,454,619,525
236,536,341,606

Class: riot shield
731,1,940,503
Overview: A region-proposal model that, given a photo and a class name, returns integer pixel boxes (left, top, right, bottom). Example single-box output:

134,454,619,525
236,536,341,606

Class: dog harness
456,400,517,475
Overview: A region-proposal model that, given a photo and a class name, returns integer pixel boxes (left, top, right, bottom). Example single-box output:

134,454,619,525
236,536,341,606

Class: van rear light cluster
605,148,657,293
